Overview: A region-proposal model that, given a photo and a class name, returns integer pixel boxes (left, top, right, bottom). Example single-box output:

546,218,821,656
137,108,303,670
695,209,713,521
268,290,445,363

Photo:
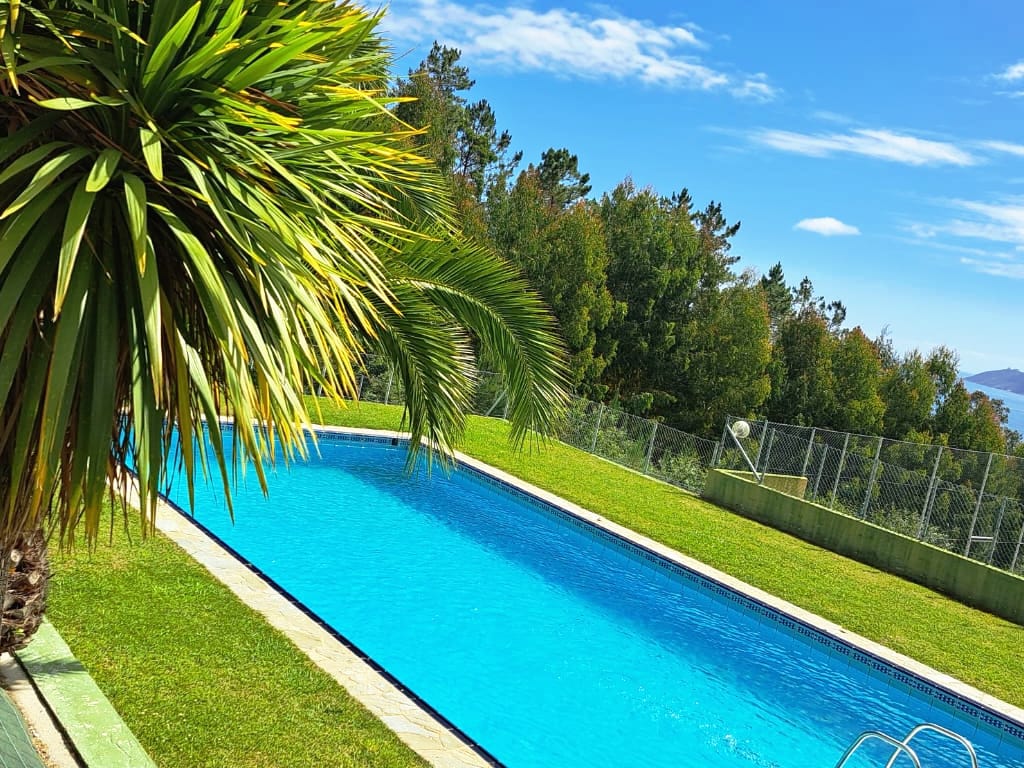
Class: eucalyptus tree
0,0,567,651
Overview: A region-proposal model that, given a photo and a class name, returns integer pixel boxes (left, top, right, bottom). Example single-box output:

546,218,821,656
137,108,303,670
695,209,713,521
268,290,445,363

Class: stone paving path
17,622,155,768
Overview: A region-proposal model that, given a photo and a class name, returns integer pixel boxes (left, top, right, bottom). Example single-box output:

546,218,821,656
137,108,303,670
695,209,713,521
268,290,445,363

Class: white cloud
960,257,1024,279
794,217,860,236
979,139,1024,157
995,61,1024,81
905,197,1024,279
385,0,776,97
730,73,777,102
750,128,977,166
810,110,854,125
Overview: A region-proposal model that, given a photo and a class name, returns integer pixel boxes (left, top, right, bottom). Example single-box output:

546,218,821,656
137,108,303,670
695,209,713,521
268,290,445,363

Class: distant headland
965,368,1024,395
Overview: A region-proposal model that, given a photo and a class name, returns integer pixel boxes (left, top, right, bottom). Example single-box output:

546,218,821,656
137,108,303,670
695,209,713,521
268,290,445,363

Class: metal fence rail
344,362,1024,577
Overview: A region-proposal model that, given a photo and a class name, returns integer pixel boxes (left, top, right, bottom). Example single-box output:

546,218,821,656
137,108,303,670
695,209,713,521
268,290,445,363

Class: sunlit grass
46,398,1024,768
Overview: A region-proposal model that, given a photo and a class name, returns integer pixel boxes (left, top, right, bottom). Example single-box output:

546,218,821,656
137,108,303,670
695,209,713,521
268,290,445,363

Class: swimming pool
165,426,1024,768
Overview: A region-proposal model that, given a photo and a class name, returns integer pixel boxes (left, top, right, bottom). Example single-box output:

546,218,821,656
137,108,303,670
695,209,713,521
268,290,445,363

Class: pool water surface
164,429,1024,768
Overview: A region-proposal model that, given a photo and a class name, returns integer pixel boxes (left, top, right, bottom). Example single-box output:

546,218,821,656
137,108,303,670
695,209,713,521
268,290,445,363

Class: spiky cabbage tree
0,0,567,651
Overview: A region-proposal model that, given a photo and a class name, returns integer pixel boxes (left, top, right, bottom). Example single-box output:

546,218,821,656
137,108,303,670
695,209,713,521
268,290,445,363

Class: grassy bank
47,398,1024,768
306,399,1024,708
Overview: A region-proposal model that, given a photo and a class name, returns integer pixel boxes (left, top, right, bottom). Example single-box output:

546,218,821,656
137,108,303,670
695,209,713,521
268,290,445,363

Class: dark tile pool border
209,423,1024,754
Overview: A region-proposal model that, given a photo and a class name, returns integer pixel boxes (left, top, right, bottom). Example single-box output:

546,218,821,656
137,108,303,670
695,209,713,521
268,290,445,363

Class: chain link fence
719,417,1024,576
348,362,718,495
343,361,1024,578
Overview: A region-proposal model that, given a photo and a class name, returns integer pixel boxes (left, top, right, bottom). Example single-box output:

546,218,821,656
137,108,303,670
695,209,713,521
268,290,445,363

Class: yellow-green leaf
2,147,89,219
32,96,102,110
140,127,163,181
55,178,98,313
85,148,121,192
123,173,148,264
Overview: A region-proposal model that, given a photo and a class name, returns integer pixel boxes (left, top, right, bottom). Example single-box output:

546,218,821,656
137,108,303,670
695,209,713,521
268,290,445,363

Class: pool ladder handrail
835,722,978,768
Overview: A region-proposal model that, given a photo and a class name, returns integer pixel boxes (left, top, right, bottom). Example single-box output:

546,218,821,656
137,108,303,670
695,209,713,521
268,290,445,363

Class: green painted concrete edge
16,620,156,768
703,469,1024,626
0,688,45,768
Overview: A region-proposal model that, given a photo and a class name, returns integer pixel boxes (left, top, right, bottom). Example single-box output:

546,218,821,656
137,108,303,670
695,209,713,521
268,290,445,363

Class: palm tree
0,0,568,652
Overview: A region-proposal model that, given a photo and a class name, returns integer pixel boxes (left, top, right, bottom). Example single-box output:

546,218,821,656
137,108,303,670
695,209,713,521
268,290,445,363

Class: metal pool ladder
834,723,979,768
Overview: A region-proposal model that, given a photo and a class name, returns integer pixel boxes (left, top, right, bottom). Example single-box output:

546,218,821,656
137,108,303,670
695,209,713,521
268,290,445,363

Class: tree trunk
0,531,50,654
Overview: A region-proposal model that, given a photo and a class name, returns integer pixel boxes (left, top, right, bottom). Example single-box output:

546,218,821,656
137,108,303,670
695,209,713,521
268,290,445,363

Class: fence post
589,403,605,454
383,368,394,405
917,446,943,540
988,498,1009,565
642,422,659,474
711,423,728,468
812,446,828,498
356,374,365,400
801,427,817,477
753,418,770,472
502,395,509,420
759,428,777,485
829,433,850,509
859,436,884,519
1011,509,1024,573
963,453,994,556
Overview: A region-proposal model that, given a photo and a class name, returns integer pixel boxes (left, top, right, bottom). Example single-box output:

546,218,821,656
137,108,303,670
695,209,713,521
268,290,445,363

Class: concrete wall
703,469,1024,626
729,472,808,498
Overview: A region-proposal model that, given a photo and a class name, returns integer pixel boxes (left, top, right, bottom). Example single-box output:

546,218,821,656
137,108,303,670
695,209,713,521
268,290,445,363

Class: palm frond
0,0,568,556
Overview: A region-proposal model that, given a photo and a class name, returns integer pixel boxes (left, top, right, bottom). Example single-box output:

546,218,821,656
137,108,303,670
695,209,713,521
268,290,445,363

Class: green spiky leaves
0,0,568,549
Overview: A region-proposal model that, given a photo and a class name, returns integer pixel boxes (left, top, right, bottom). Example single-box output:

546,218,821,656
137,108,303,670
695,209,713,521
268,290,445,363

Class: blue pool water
165,429,1024,768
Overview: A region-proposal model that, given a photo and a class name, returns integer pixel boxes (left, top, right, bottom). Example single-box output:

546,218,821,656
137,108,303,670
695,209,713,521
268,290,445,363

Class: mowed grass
47,515,429,768
306,398,1024,709
46,397,1024,768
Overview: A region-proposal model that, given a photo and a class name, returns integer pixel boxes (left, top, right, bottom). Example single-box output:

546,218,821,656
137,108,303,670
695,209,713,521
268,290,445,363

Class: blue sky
380,0,1024,374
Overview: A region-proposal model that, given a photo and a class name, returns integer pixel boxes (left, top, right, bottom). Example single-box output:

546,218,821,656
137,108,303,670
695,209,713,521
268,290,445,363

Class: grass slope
48,519,428,768
307,399,1024,708
47,398,1024,768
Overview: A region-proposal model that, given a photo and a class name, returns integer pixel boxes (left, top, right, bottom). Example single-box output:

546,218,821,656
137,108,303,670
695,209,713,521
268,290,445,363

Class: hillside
965,368,1024,395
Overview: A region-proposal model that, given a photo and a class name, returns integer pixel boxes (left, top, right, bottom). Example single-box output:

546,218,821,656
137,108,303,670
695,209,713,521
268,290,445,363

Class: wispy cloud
750,128,978,166
794,217,860,236
960,258,1024,279
945,198,1024,243
995,61,1024,81
730,74,777,102
978,139,1024,157
905,197,1024,279
810,110,854,125
385,0,777,98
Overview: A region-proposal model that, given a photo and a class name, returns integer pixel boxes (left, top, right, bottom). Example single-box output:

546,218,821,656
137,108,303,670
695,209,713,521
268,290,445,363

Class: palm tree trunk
0,531,49,655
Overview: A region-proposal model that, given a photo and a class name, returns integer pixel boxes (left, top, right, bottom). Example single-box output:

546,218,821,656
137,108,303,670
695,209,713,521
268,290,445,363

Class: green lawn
48,399,1024,768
